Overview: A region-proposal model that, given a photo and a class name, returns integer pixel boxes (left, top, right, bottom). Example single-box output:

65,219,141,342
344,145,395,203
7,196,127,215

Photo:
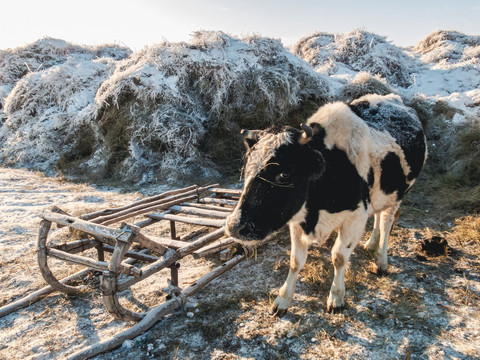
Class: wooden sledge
34,184,244,322
0,184,253,359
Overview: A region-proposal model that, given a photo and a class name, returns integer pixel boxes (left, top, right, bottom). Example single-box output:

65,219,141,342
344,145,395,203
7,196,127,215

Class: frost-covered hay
415,30,480,65
0,37,131,177
338,72,395,102
92,31,330,183
0,57,117,175
0,32,329,185
292,29,420,88
0,37,131,124
0,37,131,87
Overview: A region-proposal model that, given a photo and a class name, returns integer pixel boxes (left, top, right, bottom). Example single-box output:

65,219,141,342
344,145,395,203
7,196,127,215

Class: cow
225,93,427,316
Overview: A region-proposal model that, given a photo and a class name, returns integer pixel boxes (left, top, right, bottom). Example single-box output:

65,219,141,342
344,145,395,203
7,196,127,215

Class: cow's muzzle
226,212,258,241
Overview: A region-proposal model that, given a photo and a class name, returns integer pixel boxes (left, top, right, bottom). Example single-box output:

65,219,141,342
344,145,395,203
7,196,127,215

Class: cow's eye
276,173,290,182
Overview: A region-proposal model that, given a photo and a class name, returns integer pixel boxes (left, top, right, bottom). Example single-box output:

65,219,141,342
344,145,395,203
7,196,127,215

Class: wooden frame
0,185,250,358
25,185,245,320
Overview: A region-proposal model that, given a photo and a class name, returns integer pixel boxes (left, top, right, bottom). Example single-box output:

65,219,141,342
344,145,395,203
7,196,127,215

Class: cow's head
226,124,325,243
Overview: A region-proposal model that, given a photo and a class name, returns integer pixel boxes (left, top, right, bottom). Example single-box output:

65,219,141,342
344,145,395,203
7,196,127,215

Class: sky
1,0,479,51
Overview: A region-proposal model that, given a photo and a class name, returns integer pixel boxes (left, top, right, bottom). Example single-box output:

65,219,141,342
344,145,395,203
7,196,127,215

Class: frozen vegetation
0,32,329,185
1,29,479,187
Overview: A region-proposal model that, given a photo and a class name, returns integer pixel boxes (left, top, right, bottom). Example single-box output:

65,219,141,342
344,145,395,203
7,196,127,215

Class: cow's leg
364,212,381,251
270,223,308,317
327,211,367,313
375,203,400,275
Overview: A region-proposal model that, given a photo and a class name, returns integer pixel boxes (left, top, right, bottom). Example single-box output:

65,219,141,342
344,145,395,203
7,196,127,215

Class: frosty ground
1,28,480,359
0,168,479,360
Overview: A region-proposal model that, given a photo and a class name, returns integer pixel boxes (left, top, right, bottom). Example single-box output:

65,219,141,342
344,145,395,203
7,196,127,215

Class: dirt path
0,168,479,359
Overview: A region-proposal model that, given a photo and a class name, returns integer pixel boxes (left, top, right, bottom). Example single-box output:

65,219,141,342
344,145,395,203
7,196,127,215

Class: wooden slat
102,245,159,263
147,213,225,228
170,205,229,219
133,232,168,255
193,237,236,258
200,198,237,207
219,248,235,260
181,202,233,213
47,248,142,278
95,194,198,225
137,235,189,249
51,238,101,254
179,227,209,241
118,228,225,291
208,188,242,195
82,185,198,221
41,211,133,242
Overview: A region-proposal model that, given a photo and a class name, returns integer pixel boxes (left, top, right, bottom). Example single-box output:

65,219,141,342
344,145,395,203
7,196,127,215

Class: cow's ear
298,123,313,145
241,129,262,150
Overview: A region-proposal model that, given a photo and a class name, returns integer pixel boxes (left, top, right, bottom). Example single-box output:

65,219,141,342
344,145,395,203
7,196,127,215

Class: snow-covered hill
0,29,478,187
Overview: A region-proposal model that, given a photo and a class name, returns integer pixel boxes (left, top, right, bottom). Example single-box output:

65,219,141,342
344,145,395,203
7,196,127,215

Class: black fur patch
380,152,409,200
349,100,426,182
367,167,374,187
301,137,370,234
349,101,374,118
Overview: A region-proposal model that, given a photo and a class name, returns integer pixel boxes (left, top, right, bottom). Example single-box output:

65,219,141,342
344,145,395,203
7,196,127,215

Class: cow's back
349,94,426,182
304,93,427,218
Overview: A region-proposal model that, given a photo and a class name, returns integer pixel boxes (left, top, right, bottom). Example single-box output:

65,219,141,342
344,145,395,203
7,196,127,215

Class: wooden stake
169,220,177,240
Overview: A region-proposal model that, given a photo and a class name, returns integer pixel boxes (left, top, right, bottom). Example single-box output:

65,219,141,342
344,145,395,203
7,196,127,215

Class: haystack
91,31,330,183
293,29,420,88
0,32,330,185
414,30,480,65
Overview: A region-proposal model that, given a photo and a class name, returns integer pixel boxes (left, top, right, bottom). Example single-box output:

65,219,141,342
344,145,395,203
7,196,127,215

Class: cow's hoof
326,304,344,314
269,304,288,317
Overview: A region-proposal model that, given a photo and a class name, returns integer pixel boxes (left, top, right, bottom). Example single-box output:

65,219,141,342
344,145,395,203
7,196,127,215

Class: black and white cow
226,93,427,316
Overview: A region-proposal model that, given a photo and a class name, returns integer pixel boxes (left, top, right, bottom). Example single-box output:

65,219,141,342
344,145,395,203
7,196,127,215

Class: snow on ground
0,29,480,359
0,168,479,360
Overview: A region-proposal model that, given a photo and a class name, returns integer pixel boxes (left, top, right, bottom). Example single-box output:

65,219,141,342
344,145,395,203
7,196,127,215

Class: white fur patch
306,102,372,180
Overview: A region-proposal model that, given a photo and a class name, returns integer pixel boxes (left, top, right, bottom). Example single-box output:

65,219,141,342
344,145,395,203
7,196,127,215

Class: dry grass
448,215,480,254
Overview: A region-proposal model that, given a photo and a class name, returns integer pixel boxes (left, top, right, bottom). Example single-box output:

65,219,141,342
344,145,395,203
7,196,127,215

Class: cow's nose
226,214,246,239
226,223,244,238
